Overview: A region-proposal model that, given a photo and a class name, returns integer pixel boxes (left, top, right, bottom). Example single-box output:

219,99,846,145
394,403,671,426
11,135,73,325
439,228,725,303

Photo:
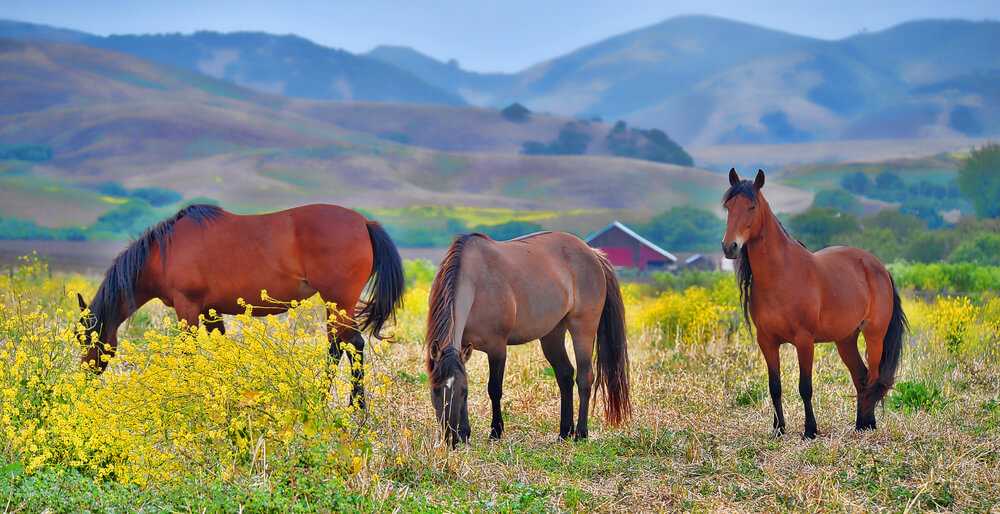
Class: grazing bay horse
425,232,631,446
75,203,405,408
722,169,906,437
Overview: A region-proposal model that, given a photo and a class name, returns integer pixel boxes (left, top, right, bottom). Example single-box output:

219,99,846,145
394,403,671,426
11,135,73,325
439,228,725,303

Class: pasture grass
0,259,998,512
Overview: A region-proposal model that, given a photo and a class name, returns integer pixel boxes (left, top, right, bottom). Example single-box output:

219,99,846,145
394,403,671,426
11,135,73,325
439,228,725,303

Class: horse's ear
77,293,87,311
728,168,740,186
754,169,766,189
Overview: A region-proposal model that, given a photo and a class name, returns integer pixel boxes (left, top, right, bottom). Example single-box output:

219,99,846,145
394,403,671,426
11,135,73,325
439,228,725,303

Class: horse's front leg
794,337,818,439
757,333,786,436
486,349,507,440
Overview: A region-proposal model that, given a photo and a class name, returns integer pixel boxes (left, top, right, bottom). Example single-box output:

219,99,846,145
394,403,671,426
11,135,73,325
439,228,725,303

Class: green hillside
0,39,810,242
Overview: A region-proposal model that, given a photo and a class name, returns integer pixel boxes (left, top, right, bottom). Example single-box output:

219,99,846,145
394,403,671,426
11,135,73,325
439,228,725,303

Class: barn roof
585,221,677,262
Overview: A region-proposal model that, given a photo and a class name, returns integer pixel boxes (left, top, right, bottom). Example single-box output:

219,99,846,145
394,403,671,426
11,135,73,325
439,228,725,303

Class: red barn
585,221,677,271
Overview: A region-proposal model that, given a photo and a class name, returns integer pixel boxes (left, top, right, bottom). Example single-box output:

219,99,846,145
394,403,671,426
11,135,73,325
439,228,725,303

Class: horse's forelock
722,179,757,205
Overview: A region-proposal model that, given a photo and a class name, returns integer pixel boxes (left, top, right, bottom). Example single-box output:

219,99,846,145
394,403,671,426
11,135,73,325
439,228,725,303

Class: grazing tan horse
425,232,631,446
722,169,907,437
75,204,405,408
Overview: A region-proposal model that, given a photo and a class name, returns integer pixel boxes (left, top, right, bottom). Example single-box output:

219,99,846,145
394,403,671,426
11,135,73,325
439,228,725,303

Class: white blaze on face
445,376,455,389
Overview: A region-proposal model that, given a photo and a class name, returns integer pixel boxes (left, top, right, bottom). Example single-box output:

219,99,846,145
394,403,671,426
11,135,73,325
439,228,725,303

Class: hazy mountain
366,45,514,105
0,20,465,106
367,16,1000,146
3,15,998,145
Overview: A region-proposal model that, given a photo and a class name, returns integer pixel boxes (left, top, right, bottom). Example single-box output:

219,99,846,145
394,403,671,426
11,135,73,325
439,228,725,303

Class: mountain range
3,15,999,145
0,36,813,233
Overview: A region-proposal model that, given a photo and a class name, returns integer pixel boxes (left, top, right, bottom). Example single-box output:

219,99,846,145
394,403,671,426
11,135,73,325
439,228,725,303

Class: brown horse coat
722,169,906,436
426,232,630,445
77,204,405,408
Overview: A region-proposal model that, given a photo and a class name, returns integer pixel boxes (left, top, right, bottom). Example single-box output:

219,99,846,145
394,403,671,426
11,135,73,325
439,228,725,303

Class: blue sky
2,0,998,72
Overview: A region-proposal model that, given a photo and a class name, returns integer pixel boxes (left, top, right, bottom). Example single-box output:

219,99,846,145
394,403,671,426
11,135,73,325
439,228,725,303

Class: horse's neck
746,205,806,288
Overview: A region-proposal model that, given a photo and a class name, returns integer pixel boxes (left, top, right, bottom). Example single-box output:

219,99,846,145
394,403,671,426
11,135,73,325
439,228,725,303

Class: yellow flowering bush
925,296,978,355
633,285,736,345
0,258,373,486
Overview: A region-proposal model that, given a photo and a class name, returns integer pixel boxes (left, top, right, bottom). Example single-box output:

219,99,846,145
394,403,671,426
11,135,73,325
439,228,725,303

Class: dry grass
359,327,999,511
2,263,997,512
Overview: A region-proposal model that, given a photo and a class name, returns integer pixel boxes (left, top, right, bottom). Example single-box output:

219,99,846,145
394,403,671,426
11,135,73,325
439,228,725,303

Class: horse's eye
749,204,757,210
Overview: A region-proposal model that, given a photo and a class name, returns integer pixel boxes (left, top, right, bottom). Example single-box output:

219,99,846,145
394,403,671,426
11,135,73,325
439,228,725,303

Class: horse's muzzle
722,241,739,259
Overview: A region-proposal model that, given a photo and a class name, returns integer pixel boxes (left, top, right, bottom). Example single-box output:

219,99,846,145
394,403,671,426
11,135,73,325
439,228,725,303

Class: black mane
723,179,758,205
89,204,223,331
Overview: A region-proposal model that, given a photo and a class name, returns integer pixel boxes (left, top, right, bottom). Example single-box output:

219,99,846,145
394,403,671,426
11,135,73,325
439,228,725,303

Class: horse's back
463,232,604,345
158,204,373,312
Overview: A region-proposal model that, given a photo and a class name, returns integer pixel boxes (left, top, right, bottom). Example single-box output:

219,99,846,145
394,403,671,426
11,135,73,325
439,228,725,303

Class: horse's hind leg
835,331,870,430
567,317,598,440
540,325,574,439
326,305,366,410
858,321,889,431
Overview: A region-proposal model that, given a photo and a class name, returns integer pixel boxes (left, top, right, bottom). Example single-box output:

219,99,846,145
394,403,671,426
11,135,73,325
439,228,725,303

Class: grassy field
1,258,998,512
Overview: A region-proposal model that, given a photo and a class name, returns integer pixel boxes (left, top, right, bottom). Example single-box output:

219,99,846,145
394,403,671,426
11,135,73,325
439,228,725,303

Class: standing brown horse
425,232,631,446
722,169,906,437
75,203,405,408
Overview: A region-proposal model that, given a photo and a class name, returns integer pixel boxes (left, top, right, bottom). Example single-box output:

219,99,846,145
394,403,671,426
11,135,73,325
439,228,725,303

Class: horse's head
722,168,767,259
75,292,115,373
430,346,470,446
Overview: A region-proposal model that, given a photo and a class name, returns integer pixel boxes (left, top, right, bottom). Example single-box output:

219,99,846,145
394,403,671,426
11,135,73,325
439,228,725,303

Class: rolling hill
0,39,812,233
370,16,1000,146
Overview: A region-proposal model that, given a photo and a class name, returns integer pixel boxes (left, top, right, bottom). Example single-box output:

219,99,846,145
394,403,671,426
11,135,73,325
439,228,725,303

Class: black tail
594,251,632,426
358,221,405,339
874,276,907,402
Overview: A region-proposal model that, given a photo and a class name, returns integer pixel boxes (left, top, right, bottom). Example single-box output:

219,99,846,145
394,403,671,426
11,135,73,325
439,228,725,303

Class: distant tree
96,181,130,197
957,143,1000,218
501,102,531,123
94,201,160,237
521,122,590,155
900,199,946,228
949,233,1000,265
867,209,925,239
813,189,862,215
639,206,724,252
840,172,871,194
875,171,904,191
905,231,957,263
789,208,860,249
473,220,543,240
605,122,692,166
131,187,182,207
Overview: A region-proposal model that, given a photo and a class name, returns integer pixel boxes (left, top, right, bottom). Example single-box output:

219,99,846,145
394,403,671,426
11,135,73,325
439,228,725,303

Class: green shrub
733,382,767,407
472,220,542,240
887,381,946,414
950,233,1000,266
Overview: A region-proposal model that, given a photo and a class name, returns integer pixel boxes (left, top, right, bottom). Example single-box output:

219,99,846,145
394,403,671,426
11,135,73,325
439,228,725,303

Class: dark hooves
802,431,818,440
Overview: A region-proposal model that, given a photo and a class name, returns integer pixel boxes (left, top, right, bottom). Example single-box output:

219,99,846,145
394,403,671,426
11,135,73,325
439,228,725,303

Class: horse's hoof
574,432,588,441
489,429,503,440
802,431,817,440
855,421,876,432
771,426,786,437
